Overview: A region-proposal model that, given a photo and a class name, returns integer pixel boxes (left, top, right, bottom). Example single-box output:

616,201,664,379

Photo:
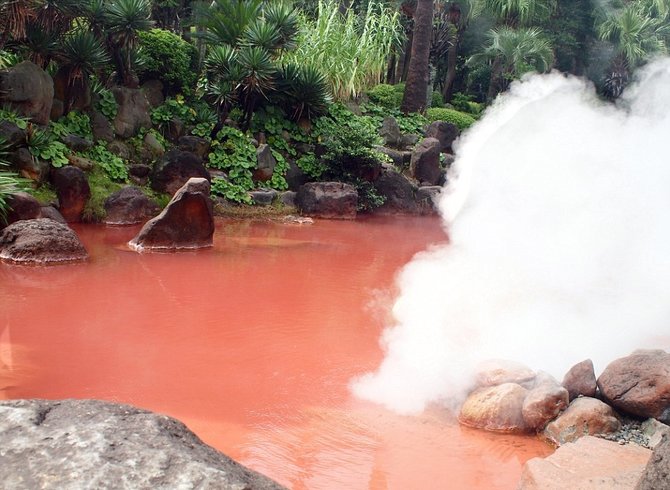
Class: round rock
0,218,88,264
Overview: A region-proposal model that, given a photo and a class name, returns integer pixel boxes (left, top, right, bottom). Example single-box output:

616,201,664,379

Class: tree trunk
401,0,433,113
399,29,413,83
441,40,458,101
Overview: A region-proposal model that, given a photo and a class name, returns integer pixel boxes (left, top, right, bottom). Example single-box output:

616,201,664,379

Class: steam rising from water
352,59,670,414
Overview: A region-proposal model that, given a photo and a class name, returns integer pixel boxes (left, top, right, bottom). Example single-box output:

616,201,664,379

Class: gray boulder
112,87,152,139
250,189,278,206
416,186,441,215
424,120,459,152
0,120,26,147
598,350,670,423
380,116,402,148
141,79,164,108
151,149,210,196
104,186,160,225
50,166,91,222
0,399,286,490
178,135,211,160
62,134,93,152
130,178,214,250
0,218,88,264
410,137,442,185
296,182,358,220
636,433,670,489
254,144,277,181
90,110,115,143
373,166,420,215
0,61,53,124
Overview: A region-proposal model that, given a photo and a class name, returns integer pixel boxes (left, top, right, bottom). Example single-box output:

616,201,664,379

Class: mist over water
352,59,670,414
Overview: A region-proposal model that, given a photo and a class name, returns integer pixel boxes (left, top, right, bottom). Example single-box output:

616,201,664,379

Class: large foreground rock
104,186,160,225
296,182,358,219
636,433,670,489
130,178,214,250
0,399,285,490
0,61,53,125
543,397,620,445
598,350,670,423
0,218,88,264
518,436,651,490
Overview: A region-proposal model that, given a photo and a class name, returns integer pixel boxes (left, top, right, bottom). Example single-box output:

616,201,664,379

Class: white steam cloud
352,59,670,414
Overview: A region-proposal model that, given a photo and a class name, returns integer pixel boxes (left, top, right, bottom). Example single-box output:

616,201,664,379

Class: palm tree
480,0,556,27
469,26,553,98
198,0,301,128
597,3,669,97
401,0,434,113
104,0,154,87
56,30,110,111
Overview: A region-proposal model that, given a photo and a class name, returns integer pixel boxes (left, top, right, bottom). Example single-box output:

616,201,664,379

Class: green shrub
366,83,402,110
313,104,386,211
83,165,124,222
138,28,199,93
425,107,476,130
26,129,69,168
431,90,445,108
451,92,483,116
0,137,25,223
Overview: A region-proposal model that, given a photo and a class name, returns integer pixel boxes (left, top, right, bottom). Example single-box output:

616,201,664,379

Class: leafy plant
84,142,129,181
296,153,325,179
273,62,332,121
82,164,124,221
0,137,25,223
50,111,93,139
208,126,256,190
211,177,253,204
0,108,29,130
266,148,288,191
91,78,119,119
26,128,69,167
425,107,476,130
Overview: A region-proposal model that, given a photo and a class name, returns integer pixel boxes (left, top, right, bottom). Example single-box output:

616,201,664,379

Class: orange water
0,216,551,489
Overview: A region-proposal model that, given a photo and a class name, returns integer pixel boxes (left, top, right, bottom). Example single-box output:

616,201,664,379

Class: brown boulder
518,436,651,490
296,182,358,220
522,373,570,431
598,350,670,423
50,166,91,222
424,120,459,153
129,178,214,251
373,166,421,215
0,61,53,125
0,218,88,264
104,187,160,225
544,397,621,445
458,383,529,433
562,359,597,401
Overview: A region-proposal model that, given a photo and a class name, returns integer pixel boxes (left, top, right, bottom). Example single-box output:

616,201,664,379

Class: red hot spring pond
0,216,551,489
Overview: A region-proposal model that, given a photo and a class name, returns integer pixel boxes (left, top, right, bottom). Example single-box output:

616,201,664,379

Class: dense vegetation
1,0,668,220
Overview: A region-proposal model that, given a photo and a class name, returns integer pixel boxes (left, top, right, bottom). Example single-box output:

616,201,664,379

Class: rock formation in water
0,218,88,264
129,177,214,250
0,399,286,490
